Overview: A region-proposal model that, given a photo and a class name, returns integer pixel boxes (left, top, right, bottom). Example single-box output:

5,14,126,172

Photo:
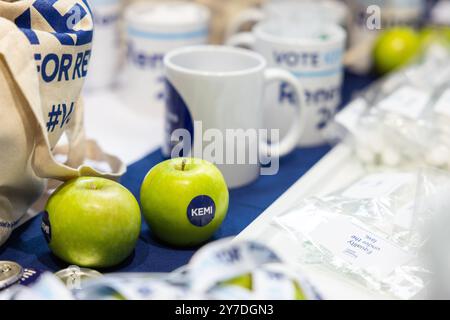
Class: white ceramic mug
85,0,121,90
163,45,307,188
228,21,346,146
226,0,348,40
123,1,210,112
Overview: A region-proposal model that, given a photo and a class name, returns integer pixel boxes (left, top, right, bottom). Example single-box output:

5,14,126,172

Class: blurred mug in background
225,0,349,40
85,0,121,90
430,0,450,27
122,1,210,113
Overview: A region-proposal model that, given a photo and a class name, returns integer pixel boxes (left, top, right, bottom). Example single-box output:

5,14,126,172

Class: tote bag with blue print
0,0,125,246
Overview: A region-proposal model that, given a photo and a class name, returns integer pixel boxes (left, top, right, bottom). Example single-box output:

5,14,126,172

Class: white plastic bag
332,45,450,170
413,168,450,299
274,171,431,299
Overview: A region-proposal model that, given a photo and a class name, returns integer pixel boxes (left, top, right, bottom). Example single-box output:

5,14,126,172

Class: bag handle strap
64,95,87,168
0,19,126,181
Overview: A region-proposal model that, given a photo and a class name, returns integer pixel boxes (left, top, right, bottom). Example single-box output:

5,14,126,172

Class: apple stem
181,159,187,171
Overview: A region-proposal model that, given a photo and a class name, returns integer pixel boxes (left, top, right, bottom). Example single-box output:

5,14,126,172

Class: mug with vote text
227,21,346,146
163,46,307,188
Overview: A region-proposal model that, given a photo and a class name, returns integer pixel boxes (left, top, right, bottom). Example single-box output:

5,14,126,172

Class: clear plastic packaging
273,171,431,299
415,169,450,299
331,45,450,170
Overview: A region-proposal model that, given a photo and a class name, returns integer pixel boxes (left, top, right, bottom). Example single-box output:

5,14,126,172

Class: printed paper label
377,86,430,119
308,216,413,277
434,89,450,118
342,172,414,199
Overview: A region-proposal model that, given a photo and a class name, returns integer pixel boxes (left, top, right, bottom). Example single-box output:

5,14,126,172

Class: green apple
43,177,141,268
222,273,252,289
419,26,450,48
443,27,450,45
373,27,421,74
140,157,228,247
220,273,307,300
419,27,442,47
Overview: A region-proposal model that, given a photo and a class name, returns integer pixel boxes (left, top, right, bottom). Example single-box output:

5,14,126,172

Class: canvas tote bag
0,0,125,246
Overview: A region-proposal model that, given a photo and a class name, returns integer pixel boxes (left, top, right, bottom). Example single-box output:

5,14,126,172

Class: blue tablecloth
0,71,377,273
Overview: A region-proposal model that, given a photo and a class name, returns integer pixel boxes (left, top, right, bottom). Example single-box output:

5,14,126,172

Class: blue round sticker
187,195,216,227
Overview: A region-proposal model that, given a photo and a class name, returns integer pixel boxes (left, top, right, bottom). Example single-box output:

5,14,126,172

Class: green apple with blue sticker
140,157,229,247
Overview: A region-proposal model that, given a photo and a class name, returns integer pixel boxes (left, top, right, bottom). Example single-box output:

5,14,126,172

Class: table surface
0,70,378,275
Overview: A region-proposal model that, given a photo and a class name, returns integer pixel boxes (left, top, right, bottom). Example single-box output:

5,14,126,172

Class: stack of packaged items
272,45,450,299
274,169,450,299
331,45,450,170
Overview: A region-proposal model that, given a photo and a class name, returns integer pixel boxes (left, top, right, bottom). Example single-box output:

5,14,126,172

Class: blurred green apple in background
220,273,307,300
419,26,450,48
140,158,228,247
223,273,252,289
43,177,141,268
443,27,450,44
419,27,442,47
373,27,421,74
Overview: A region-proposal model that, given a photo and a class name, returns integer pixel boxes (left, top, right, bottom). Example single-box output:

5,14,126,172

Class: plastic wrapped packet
431,86,450,143
273,171,431,299
330,44,450,170
371,83,450,171
433,86,450,123
415,168,450,299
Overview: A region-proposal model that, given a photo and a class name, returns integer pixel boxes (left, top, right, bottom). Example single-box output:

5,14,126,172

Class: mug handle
226,32,256,49
260,69,306,158
225,8,264,40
